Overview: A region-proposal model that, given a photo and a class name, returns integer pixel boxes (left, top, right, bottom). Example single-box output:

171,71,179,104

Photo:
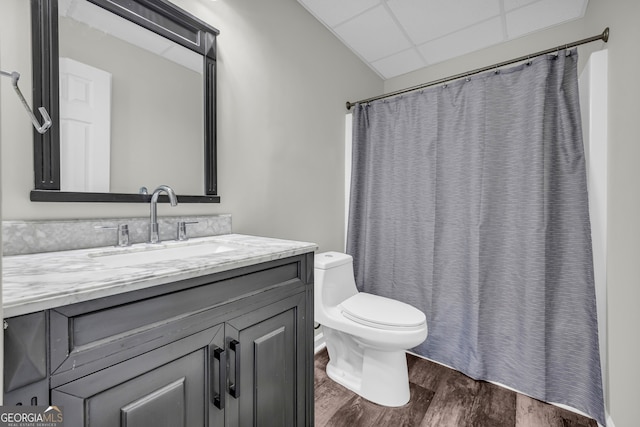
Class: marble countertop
2,234,317,318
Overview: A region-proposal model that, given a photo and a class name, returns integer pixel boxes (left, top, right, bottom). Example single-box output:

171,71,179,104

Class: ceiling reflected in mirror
58,0,202,73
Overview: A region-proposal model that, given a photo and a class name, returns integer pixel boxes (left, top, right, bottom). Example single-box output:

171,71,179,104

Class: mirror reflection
57,0,204,194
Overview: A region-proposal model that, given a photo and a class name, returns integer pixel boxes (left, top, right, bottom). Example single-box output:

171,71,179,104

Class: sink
90,240,242,268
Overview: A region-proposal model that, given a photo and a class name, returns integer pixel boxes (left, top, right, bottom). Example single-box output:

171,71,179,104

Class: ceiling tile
371,48,427,79
298,0,380,27
387,0,501,44
418,17,504,66
506,0,588,38
503,0,541,12
333,5,411,62
297,0,590,80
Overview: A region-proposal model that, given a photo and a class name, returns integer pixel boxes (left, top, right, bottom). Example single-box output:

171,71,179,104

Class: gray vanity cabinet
3,311,48,407
3,253,314,427
225,296,302,427
52,324,224,426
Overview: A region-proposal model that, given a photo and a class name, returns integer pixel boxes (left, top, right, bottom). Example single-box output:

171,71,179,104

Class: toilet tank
314,252,359,308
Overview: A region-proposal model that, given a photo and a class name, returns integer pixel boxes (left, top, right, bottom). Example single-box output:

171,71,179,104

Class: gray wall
586,1,640,426
0,1,5,402
0,0,382,253
384,0,637,425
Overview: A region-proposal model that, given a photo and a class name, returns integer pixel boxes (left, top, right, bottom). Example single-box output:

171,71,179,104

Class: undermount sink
89,240,242,268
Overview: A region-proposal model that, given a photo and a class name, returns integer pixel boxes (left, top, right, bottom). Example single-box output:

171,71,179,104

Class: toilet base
326,347,411,407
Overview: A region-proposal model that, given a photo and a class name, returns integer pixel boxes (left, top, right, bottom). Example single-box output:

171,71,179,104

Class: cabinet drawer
50,256,308,385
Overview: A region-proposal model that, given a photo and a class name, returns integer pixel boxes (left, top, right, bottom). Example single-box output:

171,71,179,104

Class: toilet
314,251,428,407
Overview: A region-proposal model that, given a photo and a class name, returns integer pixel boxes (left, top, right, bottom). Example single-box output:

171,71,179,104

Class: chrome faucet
149,185,178,243
95,224,130,247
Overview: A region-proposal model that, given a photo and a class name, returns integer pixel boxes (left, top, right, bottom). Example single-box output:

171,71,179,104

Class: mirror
30,0,220,203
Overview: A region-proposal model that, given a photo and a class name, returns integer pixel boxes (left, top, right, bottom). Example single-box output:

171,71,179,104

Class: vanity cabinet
225,299,300,426
52,326,220,426
3,253,314,427
3,311,49,407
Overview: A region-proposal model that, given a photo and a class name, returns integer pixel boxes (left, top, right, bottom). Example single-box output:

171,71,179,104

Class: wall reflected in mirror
57,0,204,194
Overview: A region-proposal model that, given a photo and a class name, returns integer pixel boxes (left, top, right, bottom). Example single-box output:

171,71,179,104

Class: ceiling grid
297,0,589,79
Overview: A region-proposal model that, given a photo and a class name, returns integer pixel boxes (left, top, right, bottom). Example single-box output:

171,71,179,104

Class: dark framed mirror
30,0,220,203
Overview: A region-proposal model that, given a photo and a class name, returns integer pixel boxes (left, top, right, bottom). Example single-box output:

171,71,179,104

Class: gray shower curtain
346,50,605,425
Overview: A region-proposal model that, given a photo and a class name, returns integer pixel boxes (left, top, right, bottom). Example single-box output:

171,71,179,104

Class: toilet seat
339,293,426,330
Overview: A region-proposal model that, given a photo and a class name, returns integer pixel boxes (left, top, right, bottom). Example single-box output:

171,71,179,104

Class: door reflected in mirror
57,0,204,194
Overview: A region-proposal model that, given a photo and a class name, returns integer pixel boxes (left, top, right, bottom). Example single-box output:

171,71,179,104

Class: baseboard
314,331,326,354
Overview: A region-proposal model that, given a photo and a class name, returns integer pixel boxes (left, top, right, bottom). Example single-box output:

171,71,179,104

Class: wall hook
1,70,52,134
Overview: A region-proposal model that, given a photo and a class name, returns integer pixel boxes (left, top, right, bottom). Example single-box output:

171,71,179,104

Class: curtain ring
526,55,531,66
494,65,500,74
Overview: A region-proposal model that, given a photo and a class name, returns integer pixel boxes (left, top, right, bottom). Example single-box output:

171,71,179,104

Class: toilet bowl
314,251,428,407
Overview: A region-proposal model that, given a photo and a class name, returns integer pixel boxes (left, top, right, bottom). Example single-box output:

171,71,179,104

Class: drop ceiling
297,0,589,79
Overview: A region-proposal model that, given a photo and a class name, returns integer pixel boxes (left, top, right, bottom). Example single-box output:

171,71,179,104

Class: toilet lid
339,293,426,329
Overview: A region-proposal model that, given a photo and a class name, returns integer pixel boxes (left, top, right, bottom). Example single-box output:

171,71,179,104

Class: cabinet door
226,294,306,427
3,312,48,407
88,350,204,427
52,324,225,427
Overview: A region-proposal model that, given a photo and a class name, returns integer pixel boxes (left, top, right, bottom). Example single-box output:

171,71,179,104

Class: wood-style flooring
314,348,598,427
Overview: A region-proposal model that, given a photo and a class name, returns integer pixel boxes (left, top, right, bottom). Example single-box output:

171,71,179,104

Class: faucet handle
177,221,198,241
95,224,131,247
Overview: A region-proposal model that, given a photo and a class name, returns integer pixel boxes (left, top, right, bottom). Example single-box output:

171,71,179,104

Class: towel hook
1,70,52,134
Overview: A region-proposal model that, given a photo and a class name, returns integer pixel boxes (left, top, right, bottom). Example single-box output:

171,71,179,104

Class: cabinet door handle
212,346,226,409
229,339,241,399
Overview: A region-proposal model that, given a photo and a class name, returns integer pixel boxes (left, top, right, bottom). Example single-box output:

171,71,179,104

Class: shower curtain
346,50,605,425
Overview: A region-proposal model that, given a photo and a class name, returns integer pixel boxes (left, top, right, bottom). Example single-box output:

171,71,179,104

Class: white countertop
2,234,317,318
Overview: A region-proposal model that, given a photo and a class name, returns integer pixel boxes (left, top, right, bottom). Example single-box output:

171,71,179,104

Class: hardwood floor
314,349,597,427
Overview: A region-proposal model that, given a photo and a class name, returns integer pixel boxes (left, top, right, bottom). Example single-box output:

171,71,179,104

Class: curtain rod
346,27,609,110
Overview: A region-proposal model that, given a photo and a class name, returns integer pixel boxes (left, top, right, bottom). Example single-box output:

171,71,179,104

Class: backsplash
3,214,232,256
